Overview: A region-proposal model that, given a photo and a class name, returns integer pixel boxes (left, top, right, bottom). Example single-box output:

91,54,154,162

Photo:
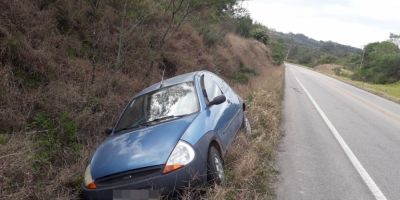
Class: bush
353,41,400,83
200,26,225,46
333,67,341,76
317,55,338,64
232,62,258,84
234,15,253,38
0,134,7,144
233,72,249,84
271,40,285,64
249,23,269,45
251,28,269,45
30,112,81,171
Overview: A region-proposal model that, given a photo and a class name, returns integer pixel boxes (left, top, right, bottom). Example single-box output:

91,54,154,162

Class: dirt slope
0,1,278,198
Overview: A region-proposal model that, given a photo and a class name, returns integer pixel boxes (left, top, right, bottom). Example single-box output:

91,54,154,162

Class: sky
242,0,400,48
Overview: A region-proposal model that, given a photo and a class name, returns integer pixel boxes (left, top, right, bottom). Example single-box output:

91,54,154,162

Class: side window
218,79,229,93
213,75,232,98
201,75,222,102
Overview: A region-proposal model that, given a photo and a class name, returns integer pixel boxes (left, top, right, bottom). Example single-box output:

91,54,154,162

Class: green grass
232,63,258,84
295,62,400,103
0,134,7,145
350,80,400,100
339,68,354,77
328,66,400,101
329,70,399,102
30,112,81,171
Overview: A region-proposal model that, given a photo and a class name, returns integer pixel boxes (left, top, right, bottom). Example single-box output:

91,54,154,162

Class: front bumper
83,156,207,200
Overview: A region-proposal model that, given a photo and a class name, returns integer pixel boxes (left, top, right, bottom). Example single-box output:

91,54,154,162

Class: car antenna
159,65,166,88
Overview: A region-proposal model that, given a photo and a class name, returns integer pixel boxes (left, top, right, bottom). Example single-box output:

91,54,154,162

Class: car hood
90,114,197,180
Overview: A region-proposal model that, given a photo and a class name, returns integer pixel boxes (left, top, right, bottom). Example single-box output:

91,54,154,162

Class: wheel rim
214,155,224,181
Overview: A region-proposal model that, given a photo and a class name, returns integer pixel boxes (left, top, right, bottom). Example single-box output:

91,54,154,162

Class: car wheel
207,146,225,185
242,113,252,135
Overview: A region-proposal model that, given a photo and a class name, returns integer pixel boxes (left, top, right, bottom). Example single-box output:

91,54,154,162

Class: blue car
83,71,247,199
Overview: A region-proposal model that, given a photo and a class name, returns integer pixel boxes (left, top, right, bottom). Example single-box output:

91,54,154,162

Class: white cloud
242,0,400,48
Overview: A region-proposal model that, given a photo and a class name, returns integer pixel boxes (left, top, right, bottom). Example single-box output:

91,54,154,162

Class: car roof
135,70,211,97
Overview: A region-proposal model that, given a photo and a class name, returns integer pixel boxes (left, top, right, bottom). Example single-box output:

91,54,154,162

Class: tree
233,14,253,38
389,33,400,47
320,42,336,53
317,55,337,64
352,41,400,83
271,40,285,64
115,0,156,68
250,23,269,45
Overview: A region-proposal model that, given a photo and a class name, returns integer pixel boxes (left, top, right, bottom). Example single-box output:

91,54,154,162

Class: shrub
271,40,285,65
251,29,269,45
333,67,341,76
250,24,269,45
234,15,253,38
201,26,225,46
232,62,258,84
298,55,312,65
317,55,338,64
233,72,249,84
353,41,400,83
30,112,81,171
0,134,7,145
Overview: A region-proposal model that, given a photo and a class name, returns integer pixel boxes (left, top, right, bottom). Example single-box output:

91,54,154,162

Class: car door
201,74,231,150
213,76,243,147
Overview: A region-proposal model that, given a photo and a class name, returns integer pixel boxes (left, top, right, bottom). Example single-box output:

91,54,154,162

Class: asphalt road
277,63,400,200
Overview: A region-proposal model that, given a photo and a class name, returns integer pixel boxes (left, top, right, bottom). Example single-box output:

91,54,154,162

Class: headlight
84,164,97,189
162,140,195,174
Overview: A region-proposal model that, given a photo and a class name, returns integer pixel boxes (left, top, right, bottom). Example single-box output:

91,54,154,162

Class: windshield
115,82,199,132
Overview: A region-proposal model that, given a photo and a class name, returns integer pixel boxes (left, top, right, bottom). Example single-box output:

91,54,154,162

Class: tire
242,113,252,135
207,146,225,185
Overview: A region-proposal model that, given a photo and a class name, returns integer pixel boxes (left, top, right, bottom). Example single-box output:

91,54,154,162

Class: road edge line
293,73,387,200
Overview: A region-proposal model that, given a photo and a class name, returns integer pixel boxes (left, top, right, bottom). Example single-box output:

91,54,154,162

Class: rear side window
201,74,222,102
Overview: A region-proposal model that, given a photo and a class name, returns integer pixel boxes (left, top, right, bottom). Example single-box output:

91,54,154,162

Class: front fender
188,131,224,182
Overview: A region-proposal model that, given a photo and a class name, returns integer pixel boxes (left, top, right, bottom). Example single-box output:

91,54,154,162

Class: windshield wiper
115,119,149,133
114,114,190,134
142,114,190,125
114,121,149,133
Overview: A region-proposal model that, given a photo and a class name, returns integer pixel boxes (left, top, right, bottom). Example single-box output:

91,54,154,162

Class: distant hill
269,30,362,67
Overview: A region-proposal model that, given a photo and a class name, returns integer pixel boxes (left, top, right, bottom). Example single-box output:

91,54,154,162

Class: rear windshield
115,82,199,132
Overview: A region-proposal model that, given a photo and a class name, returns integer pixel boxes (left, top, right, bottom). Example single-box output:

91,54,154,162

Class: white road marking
292,72,388,200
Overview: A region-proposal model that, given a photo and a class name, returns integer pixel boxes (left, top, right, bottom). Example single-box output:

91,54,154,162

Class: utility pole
285,37,294,61
285,45,292,61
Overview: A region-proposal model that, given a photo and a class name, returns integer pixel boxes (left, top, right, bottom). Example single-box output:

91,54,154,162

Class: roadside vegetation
182,45,284,200
0,0,284,199
352,40,400,84
343,79,400,103
313,64,400,103
216,64,283,200
288,32,400,103
211,35,284,199
270,31,362,67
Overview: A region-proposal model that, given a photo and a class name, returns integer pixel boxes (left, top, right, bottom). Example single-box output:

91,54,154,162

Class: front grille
95,166,162,187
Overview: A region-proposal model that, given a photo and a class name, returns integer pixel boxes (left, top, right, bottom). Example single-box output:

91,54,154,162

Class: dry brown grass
0,1,283,199
173,34,284,200
314,64,342,75
203,66,284,200
181,41,284,200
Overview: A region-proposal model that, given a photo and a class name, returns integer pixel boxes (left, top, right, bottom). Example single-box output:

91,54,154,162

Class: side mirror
105,128,113,135
208,95,226,106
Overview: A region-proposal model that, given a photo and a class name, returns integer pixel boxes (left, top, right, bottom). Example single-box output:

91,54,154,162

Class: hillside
0,0,283,199
270,30,362,67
